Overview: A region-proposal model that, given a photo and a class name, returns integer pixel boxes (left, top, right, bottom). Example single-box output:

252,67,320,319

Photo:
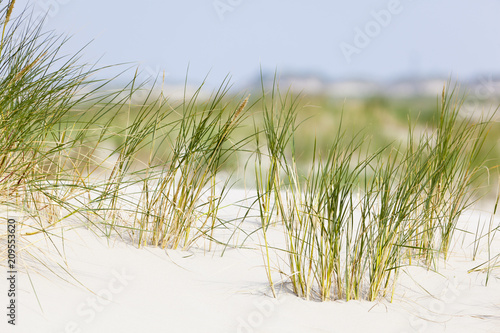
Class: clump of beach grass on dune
0,4,109,227
129,83,252,250
0,2,132,291
253,82,496,302
54,76,254,250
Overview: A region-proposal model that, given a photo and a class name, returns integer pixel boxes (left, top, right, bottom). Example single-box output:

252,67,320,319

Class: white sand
1,189,499,333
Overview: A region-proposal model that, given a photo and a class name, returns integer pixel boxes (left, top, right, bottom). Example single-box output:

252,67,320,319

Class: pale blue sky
13,0,500,86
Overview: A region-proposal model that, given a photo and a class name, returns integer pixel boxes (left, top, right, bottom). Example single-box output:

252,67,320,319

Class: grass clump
130,84,251,249
254,83,496,301
72,77,253,250
0,3,104,224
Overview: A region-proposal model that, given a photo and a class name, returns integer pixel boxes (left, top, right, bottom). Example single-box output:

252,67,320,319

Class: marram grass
0,4,498,307
253,83,496,301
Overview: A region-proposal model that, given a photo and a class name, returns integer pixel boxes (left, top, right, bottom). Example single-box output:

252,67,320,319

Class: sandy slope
1,190,499,333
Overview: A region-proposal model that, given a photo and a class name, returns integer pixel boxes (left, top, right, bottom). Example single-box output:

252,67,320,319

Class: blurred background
9,0,500,182
12,0,500,88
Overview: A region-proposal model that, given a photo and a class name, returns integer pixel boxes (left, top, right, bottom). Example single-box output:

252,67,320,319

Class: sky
11,0,500,87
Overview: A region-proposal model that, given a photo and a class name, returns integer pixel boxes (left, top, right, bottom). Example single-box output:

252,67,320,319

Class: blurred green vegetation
254,93,499,173
60,90,500,193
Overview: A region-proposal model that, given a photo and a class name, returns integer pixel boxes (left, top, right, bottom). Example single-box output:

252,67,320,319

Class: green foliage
253,83,496,302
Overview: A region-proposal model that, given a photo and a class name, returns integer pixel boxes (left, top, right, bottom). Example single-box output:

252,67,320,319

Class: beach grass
252,82,497,301
0,3,498,307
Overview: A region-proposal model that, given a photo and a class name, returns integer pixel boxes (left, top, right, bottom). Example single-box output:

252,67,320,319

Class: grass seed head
235,95,250,119
5,0,15,24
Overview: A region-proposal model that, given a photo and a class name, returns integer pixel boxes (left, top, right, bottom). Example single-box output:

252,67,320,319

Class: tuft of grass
254,82,496,302
129,81,251,250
